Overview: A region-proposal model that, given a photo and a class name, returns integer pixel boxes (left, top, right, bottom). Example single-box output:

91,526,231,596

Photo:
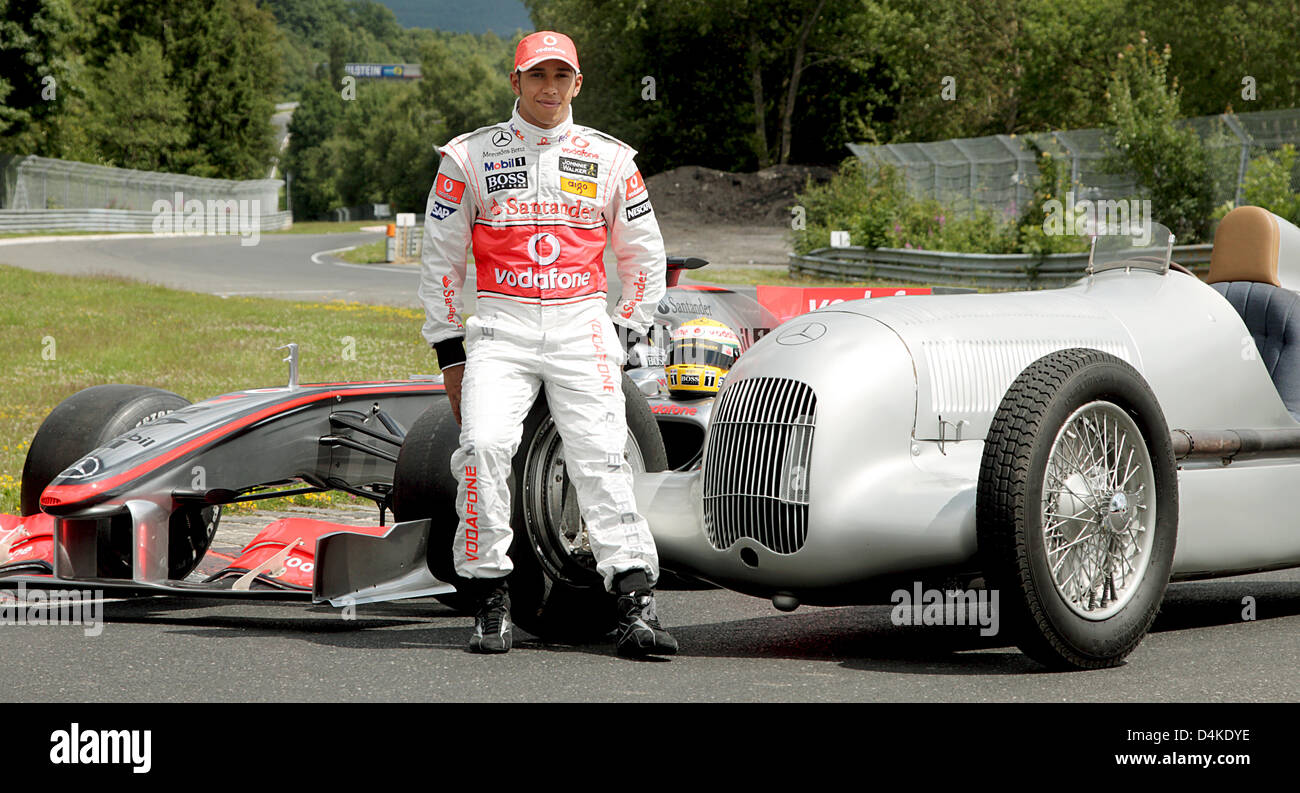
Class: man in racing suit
418,31,677,657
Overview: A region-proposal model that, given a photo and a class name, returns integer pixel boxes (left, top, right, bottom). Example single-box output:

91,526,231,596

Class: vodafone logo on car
650,404,698,416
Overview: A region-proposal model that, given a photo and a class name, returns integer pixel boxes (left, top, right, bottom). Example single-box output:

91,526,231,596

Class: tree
1105,36,1215,241
69,0,283,178
525,0,893,172
0,0,79,153
77,37,190,172
1134,0,1300,115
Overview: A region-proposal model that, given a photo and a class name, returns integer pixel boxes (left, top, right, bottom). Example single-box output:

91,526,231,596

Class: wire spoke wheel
1041,401,1156,621
977,349,1177,669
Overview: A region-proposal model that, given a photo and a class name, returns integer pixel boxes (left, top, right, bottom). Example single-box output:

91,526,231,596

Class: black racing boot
466,579,512,654
613,570,678,658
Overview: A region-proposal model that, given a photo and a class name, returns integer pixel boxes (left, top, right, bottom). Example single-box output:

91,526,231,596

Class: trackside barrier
0,209,293,233
789,244,1214,289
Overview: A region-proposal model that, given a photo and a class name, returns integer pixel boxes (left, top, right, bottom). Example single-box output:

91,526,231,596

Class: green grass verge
340,240,390,264
0,264,439,516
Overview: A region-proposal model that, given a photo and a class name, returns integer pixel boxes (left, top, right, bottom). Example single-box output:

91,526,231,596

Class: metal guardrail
0,209,293,233
789,243,1214,289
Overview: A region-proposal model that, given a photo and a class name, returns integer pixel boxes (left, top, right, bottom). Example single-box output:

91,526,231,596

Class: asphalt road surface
0,234,1296,703
0,232,423,306
0,567,1296,702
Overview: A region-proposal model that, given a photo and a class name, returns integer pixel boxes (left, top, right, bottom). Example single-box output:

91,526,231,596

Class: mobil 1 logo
486,171,529,194
559,157,598,179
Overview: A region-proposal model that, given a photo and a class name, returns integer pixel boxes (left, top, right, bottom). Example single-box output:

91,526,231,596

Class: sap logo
429,202,457,221
484,156,526,172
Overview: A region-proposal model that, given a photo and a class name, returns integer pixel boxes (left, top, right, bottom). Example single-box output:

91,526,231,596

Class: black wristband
433,338,466,369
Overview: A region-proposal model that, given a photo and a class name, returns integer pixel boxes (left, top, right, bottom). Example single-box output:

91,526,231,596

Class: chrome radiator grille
702,377,817,554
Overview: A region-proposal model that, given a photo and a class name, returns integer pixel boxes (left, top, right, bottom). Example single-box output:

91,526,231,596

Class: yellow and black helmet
665,318,740,398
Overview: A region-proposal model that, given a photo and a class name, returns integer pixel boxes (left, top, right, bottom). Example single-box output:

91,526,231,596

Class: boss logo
559,157,598,178
485,171,529,193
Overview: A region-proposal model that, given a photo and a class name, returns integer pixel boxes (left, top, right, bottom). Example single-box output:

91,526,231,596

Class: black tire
976,349,1177,670
390,396,475,614
392,375,669,641
20,384,221,580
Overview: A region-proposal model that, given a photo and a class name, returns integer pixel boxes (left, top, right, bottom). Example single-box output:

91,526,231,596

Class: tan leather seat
1208,207,1300,419
1207,206,1282,285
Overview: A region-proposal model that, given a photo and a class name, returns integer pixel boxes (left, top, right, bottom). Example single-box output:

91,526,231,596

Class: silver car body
637,265,1300,603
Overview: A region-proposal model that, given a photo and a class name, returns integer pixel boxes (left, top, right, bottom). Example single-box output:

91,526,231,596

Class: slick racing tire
393,375,669,642
391,397,475,615
976,349,1177,670
20,384,221,580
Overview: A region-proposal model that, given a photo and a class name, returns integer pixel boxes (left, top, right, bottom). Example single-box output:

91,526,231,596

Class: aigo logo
528,232,561,266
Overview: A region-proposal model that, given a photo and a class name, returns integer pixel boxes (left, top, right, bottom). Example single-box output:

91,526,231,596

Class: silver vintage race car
628,206,1300,668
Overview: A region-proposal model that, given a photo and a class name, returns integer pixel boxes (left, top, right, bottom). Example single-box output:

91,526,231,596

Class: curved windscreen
1089,222,1175,274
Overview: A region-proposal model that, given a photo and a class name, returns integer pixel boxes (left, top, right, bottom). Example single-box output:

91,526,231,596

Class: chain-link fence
848,108,1300,218
0,154,290,231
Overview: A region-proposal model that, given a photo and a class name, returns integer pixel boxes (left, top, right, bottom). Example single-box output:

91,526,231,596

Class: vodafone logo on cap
528,232,561,266
543,35,558,46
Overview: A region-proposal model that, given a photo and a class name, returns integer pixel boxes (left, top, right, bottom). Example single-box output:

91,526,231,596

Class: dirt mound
646,164,833,227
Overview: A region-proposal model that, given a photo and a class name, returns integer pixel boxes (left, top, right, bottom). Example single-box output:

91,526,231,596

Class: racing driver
418,31,677,657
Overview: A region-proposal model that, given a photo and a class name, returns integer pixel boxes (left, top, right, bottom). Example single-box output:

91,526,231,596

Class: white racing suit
419,102,667,590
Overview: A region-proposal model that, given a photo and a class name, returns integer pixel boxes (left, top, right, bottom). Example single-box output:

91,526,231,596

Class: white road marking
0,233,190,246
311,244,417,274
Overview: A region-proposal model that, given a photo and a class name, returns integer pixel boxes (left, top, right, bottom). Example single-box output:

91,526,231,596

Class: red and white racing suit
419,102,666,590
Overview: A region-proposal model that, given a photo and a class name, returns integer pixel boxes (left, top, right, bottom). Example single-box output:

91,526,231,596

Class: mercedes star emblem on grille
777,322,827,345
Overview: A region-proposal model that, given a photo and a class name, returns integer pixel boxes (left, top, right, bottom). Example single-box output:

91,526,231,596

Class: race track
1,568,1297,702
0,234,1296,702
